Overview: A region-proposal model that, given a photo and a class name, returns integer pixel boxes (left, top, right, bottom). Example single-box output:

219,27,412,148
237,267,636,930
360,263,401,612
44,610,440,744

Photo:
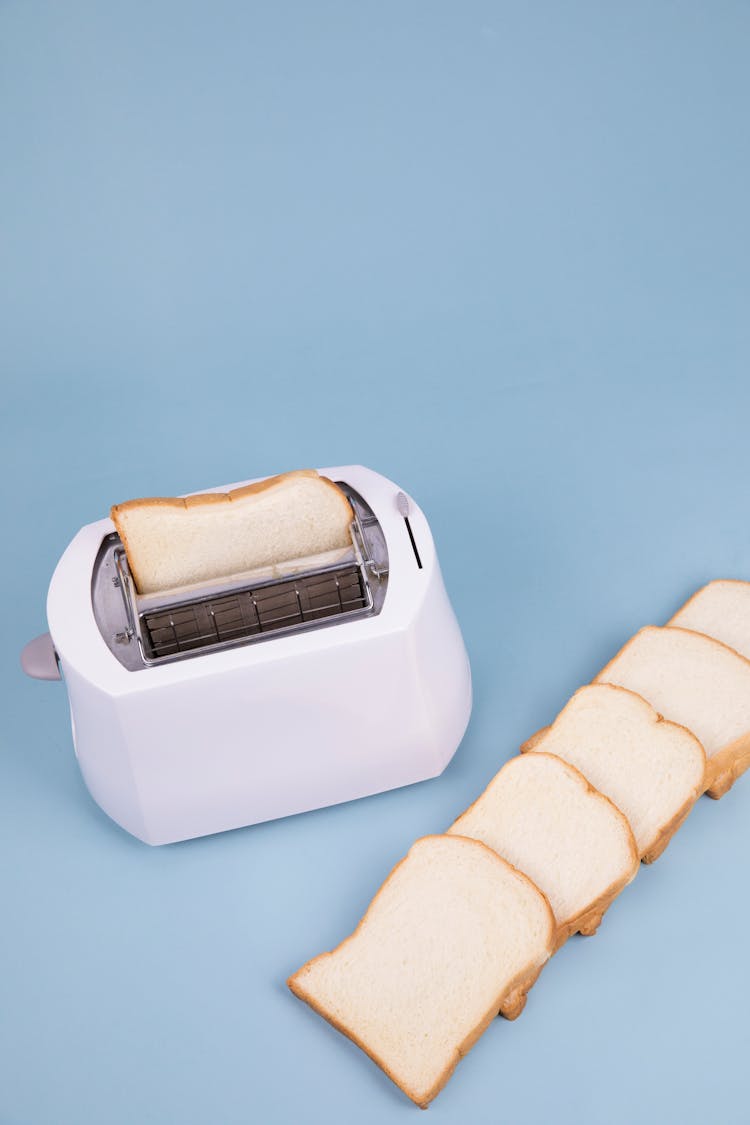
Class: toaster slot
91,480,388,669
403,515,422,569
140,567,369,660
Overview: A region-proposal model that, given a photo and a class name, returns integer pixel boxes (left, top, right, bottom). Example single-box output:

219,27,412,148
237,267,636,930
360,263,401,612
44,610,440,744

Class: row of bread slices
288,580,750,1108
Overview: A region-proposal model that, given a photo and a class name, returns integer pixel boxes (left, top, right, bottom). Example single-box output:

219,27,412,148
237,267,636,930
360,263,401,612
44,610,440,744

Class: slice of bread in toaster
668,579,750,661
448,753,639,947
595,626,750,799
287,835,554,1109
521,685,706,863
111,469,353,595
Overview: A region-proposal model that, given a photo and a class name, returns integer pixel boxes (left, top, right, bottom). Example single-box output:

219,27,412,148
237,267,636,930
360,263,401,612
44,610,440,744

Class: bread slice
288,835,554,1108
521,685,706,863
111,469,353,594
595,626,750,799
669,579,750,661
447,754,639,947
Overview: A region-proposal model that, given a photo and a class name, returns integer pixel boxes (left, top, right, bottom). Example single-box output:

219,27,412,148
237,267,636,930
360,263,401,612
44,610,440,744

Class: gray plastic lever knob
21,633,61,680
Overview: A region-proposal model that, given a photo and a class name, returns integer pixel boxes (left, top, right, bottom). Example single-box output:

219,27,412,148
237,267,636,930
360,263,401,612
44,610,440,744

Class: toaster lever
396,491,423,570
21,633,62,681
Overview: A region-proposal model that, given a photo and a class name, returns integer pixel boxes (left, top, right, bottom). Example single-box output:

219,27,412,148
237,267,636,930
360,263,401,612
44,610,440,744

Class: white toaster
21,465,472,845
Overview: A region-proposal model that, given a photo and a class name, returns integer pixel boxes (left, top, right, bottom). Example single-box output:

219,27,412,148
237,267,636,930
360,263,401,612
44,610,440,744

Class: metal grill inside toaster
91,481,389,670
141,566,368,659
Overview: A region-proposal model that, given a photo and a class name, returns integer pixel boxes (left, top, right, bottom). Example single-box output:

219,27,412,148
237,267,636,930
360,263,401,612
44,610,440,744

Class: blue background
2,2,749,1122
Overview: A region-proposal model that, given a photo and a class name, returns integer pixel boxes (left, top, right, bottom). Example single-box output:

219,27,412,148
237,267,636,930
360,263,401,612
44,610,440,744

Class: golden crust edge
520,684,707,863
552,862,638,950
640,797,698,864
111,468,321,516
496,958,548,1021
286,834,555,1109
704,732,750,798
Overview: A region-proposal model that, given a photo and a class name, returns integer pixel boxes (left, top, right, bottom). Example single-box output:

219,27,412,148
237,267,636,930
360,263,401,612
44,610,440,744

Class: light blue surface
2,3,749,1122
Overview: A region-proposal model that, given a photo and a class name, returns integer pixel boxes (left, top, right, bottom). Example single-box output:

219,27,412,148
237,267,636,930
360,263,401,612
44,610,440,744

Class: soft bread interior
595,626,750,760
288,835,553,1109
111,469,353,595
522,684,706,860
669,579,750,661
448,753,638,934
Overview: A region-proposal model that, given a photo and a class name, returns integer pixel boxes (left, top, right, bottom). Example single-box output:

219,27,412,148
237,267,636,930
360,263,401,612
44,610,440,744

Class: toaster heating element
23,465,472,845
140,566,367,660
92,484,388,670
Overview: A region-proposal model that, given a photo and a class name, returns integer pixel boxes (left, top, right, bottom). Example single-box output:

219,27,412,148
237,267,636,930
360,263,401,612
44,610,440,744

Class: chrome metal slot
91,480,389,670
404,516,422,569
140,566,369,660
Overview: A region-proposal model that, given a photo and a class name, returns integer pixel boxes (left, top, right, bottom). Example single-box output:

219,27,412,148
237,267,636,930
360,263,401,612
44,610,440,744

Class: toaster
21,465,472,844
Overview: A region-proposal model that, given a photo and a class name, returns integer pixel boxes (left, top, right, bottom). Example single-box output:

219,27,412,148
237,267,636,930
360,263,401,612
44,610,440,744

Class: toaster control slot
396,491,423,570
403,515,422,569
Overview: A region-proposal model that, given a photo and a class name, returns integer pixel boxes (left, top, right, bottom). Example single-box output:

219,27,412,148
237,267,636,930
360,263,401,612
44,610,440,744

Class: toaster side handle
21,633,62,681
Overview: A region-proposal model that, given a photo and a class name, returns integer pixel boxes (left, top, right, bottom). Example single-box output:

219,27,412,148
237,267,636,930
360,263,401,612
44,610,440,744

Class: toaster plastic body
27,465,472,844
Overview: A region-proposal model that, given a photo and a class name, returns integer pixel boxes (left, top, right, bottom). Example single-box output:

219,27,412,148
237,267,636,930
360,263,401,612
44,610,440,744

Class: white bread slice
447,753,639,947
288,835,554,1109
521,685,706,863
595,626,750,799
669,579,750,661
111,469,353,595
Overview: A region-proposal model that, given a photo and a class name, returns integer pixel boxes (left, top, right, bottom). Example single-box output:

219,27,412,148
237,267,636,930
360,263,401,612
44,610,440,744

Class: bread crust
287,834,555,1109
639,799,696,864
596,625,750,800
703,731,750,799
110,470,353,594
111,469,345,516
667,578,750,628
496,958,548,1020
520,726,550,753
449,753,640,950
520,684,707,864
